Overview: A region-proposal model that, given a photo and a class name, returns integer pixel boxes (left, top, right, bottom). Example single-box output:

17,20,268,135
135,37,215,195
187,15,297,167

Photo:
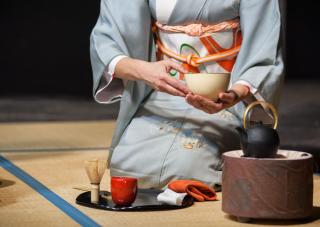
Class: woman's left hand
185,84,250,114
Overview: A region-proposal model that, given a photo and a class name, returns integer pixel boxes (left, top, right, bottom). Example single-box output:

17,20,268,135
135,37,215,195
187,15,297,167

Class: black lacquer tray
76,189,194,211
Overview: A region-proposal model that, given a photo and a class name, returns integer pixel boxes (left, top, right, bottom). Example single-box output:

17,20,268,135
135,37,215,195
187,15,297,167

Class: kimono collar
167,0,207,25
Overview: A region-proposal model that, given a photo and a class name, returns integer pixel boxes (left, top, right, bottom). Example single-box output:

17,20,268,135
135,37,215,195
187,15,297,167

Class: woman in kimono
90,0,284,189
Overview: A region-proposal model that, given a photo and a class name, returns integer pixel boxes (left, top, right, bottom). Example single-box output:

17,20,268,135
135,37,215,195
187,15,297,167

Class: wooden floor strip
0,146,108,152
0,121,116,151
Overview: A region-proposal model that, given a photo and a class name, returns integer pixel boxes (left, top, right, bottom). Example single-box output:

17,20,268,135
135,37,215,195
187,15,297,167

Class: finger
186,94,203,109
196,96,223,114
158,83,186,97
164,60,188,74
186,94,213,114
194,95,223,110
218,92,235,104
163,75,191,94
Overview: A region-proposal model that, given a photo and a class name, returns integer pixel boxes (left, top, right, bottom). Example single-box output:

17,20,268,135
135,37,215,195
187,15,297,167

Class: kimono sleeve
231,0,284,107
90,0,152,104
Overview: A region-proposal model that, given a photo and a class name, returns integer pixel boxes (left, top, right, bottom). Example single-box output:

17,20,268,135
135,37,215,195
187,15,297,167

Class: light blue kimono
90,0,284,189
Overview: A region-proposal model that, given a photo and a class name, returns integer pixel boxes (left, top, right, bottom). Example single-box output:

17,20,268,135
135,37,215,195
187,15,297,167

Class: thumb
164,60,188,74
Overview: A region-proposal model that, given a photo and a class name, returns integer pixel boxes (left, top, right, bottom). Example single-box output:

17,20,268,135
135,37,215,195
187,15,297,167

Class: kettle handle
243,101,278,129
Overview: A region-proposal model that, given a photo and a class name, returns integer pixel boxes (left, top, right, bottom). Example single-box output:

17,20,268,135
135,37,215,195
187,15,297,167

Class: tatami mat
1,150,320,227
0,121,116,151
0,168,78,227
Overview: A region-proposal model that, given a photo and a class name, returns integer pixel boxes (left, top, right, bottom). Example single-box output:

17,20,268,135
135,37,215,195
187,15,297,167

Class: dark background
0,0,319,97
0,0,101,97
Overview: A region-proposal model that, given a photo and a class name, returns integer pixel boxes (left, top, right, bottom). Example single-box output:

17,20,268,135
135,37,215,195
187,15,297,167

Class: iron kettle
236,101,280,158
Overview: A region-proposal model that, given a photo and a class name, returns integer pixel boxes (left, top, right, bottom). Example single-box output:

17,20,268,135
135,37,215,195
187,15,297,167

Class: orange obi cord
155,19,240,37
153,19,243,76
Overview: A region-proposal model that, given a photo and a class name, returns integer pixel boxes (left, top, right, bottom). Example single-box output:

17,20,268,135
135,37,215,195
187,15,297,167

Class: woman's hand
186,84,250,114
115,58,190,97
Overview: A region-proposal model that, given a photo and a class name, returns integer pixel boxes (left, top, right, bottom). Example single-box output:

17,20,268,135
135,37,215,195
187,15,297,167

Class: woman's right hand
115,58,190,97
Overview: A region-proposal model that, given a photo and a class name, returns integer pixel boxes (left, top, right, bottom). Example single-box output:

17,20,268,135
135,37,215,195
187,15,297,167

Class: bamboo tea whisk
84,159,107,203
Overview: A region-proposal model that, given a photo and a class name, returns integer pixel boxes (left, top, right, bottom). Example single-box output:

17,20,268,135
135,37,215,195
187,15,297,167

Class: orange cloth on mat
168,180,217,202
